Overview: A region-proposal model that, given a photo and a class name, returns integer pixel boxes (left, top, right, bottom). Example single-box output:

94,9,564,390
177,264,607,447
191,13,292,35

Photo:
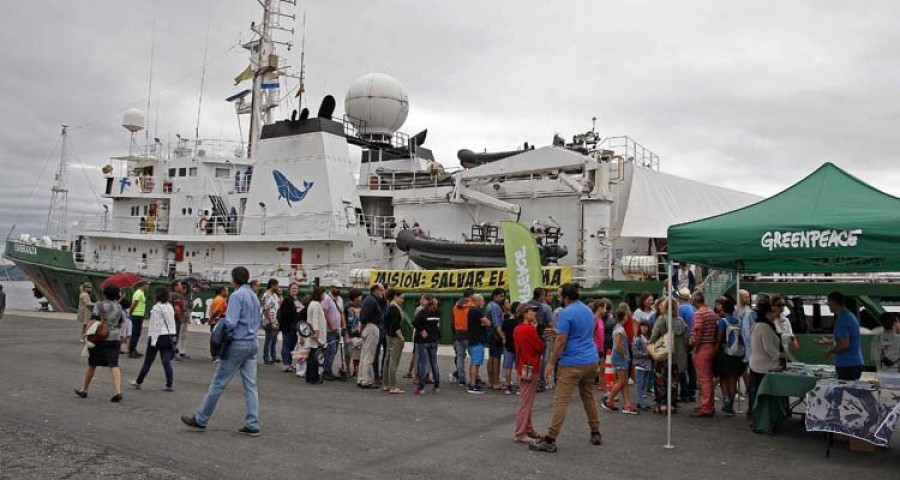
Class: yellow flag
234,65,253,85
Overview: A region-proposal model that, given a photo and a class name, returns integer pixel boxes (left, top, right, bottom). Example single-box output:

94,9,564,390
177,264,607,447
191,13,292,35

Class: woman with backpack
278,283,303,373
130,286,178,391
75,285,126,402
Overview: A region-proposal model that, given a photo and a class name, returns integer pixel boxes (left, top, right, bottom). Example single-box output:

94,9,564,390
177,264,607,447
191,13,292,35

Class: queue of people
70,266,876,443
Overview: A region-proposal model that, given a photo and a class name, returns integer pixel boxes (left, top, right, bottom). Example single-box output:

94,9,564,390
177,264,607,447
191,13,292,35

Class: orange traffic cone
604,350,615,391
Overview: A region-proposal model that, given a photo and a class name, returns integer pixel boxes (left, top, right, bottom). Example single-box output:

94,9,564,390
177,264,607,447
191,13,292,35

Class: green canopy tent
667,162,900,273
657,162,897,448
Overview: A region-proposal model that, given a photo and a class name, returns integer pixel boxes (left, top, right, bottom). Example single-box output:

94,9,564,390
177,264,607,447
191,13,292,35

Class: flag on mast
295,83,305,97
234,65,253,85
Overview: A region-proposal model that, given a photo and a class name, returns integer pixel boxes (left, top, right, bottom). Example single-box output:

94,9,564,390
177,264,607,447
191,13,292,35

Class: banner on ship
368,266,571,292
501,220,543,303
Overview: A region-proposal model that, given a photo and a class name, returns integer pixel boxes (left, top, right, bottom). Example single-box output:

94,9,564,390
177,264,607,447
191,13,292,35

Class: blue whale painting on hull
272,170,314,207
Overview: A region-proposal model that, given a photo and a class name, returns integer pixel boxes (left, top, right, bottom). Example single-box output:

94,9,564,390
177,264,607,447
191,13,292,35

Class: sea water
0,281,41,311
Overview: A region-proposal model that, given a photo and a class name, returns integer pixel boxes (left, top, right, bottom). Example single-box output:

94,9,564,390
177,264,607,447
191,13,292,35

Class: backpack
452,299,473,333
724,316,744,357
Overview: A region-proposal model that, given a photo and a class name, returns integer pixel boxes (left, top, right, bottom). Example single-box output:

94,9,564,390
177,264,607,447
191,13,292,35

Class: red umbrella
100,272,143,290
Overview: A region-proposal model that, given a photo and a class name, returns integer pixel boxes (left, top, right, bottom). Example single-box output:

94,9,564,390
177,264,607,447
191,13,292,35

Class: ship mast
45,125,70,242
246,0,297,158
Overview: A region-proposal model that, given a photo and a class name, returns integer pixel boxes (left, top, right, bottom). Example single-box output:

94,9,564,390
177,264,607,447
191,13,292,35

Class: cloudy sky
2,0,900,250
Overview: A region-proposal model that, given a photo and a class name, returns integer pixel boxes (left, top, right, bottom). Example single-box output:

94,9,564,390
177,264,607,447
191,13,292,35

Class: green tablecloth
753,372,819,434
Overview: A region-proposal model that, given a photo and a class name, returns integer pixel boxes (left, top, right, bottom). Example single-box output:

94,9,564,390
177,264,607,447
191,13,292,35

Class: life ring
197,217,209,232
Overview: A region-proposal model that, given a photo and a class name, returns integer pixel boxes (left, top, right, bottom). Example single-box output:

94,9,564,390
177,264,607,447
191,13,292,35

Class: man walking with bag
181,267,262,436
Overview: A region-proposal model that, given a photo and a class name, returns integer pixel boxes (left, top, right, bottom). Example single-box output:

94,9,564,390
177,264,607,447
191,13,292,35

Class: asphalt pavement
0,311,897,480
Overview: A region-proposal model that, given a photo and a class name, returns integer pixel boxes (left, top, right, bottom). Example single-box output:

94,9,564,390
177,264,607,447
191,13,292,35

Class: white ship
4,0,759,312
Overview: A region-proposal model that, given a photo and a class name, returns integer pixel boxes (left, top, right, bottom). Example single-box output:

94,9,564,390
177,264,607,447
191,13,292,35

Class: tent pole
665,260,674,449
735,270,742,414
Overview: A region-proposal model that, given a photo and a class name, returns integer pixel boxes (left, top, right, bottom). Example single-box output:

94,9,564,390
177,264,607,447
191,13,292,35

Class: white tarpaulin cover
620,167,761,238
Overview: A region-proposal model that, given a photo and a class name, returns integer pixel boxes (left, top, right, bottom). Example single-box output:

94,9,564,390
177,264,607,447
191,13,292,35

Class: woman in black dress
75,285,126,402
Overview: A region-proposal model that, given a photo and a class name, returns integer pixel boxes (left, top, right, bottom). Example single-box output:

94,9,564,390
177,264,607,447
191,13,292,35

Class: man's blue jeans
263,324,278,363
454,336,469,384
323,331,339,377
195,339,259,430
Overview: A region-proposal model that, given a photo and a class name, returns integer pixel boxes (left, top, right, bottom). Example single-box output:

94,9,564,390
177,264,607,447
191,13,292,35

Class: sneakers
432,386,440,394
621,405,639,415
238,426,260,437
181,415,206,431
414,387,425,395
129,380,141,390
528,437,558,453
722,404,736,416
163,386,174,392
600,401,618,412
467,384,485,394
505,385,516,395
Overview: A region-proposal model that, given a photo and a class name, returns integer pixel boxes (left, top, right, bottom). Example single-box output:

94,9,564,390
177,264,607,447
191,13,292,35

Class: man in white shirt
321,279,346,380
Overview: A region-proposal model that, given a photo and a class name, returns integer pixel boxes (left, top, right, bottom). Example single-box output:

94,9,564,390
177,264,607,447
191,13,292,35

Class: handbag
648,333,670,362
86,319,109,343
521,364,534,382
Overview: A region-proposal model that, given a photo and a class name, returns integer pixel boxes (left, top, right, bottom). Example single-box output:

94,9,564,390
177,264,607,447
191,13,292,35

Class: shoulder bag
648,332,670,362
86,318,109,344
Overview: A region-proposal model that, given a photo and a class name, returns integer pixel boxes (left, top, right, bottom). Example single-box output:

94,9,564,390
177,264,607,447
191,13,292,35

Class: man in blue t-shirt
530,284,601,453
825,292,864,380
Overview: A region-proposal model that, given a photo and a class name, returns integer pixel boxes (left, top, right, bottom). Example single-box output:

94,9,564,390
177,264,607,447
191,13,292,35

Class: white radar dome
345,73,409,139
122,108,146,133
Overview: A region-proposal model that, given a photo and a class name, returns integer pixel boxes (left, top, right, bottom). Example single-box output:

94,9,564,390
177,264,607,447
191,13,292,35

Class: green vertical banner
501,220,542,303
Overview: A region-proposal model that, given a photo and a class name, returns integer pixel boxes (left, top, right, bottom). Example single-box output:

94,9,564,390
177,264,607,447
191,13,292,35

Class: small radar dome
122,108,146,133
345,73,409,140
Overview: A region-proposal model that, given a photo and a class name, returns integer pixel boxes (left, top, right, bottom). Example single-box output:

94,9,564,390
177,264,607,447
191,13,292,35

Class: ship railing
77,211,374,237
120,138,247,161
359,170,457,191
103,172,253,198
79,251,372,284
596,136,660,171
103,175,205,197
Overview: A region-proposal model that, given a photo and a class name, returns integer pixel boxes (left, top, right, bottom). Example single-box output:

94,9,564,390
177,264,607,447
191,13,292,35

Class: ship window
168,168,176,178
188,207,193,215
179,167,187,177
181,208,186,215
143,205,149,215
188,167,198,177
215,167,230,179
